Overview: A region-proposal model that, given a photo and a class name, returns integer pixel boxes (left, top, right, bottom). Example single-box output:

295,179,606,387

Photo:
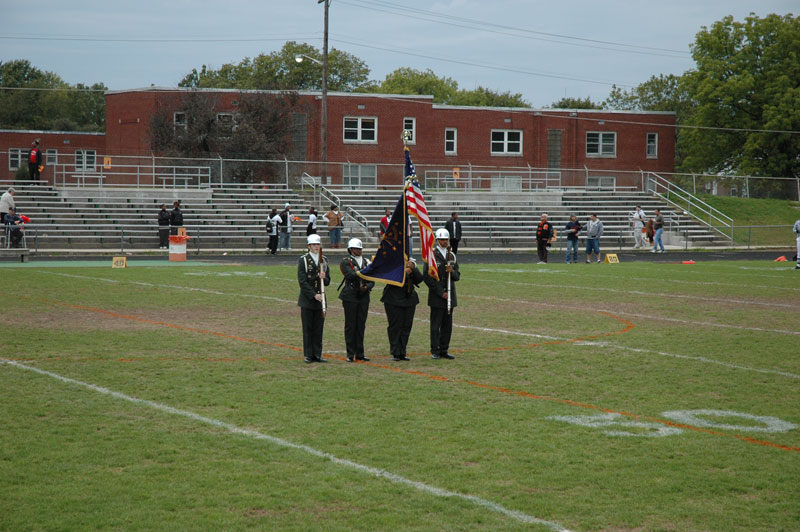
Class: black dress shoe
346,357,354,363
355,356,370,361
304,358,314,364
392,356,410,361
316,357,328,363
431,354,441,359
440,353,455,360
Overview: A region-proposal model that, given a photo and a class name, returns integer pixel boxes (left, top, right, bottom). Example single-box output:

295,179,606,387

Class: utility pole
320,0,329,185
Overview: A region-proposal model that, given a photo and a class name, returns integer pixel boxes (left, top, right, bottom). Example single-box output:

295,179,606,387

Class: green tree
179,41,372,92
680,13,800,195
549,96,601,109
452,86,529,108
0,59,106,131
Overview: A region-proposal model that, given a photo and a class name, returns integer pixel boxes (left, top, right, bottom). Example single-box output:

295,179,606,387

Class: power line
339,0,691,58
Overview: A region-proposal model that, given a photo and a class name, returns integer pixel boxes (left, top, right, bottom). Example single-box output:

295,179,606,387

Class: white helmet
347,238,363,249
435,228,450,239
307,234,321,245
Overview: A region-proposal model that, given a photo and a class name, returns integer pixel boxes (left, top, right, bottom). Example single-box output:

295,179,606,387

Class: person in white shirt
0,187,15,222
793,219,800,270
631,205,646,249
267,208,281,254
306,207,318,236
279,202,293,251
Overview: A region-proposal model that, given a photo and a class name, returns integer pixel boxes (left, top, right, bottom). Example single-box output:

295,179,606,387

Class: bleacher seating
7,184,730,252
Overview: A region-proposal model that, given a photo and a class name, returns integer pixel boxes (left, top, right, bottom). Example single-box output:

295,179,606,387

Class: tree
149,90,303,183
680,14,800,195
549,96,601,109
179,41,372,92
375,67,529,107
0,59,106,131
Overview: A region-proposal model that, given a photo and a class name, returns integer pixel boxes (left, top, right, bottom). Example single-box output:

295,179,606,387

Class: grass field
1,258,798,531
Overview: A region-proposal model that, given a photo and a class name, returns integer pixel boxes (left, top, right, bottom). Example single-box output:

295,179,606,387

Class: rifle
446,245,452,315
320,246,327,318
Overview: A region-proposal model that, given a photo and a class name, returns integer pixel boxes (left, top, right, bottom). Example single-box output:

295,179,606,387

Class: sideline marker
604,253,620,263
111,256,127,268
775,256,787,262
682,260,695,265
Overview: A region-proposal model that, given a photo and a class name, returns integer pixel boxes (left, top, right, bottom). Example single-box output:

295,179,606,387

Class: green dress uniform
338,254,374,361
297,252,331,363
380,263,423,361
423,248,459,359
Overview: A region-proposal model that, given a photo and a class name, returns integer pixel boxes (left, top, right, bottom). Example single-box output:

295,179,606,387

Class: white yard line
1,359,572,532
38,271,799,379
470,277,800,310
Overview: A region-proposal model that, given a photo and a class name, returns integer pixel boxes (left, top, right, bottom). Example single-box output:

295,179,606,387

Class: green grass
1,260,799,531
680,194,800,246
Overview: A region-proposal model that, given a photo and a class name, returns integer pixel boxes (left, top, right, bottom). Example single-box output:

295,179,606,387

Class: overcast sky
1,0,796,107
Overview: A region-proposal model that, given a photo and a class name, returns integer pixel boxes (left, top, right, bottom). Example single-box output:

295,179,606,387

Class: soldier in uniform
381,257,423,361
297,234,331,363
424,228,460,360
338,238,375,362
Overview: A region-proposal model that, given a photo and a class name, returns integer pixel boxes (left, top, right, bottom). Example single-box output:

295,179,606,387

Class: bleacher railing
646,172,734,242
300,173,370,233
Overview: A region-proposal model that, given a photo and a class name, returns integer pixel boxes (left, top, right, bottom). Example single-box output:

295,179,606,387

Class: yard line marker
0,359,573,532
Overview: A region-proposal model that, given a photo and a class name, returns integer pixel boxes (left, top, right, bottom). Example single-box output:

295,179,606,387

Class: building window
174,112,187,130
46,149,58,166
491,129,522,155
586,132,616,157
216,113,234,136
343,117,377,143
343,163,377,188
403,117,416,144
8,148,22,170
75,150,97,171
646,133,658,158
445,128,457,155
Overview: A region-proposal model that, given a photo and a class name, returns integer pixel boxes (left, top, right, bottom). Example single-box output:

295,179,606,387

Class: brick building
2,87,675,188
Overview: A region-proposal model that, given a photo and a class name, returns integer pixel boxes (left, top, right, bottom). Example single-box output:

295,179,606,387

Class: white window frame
174,111,187,131
646,133,658,159
342,163,377,188
445,128,457,155
46,149,58,166
403,117,416,145
343,116,377,144
8,148,23,170
586,132,617,158
490,129,523,156
75,150,97,172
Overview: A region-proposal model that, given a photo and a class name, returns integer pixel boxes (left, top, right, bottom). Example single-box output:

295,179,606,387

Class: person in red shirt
379,208,391,238
27,139,42,181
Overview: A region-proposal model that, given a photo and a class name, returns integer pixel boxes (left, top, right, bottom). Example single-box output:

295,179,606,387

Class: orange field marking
26,297,799,453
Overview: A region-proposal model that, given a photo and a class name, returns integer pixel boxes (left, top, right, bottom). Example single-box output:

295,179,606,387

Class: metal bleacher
8,183,730,253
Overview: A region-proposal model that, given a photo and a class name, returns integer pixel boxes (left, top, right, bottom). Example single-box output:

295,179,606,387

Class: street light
294,54,322,65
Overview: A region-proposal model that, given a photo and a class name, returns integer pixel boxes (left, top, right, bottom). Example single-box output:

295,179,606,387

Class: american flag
404,148,438,281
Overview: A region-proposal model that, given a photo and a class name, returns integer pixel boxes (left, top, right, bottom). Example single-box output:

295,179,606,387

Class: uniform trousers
429,306,453,356
343,300,369,359
300,307,325,360
158,227,169,248
536,239,550,262
384,303,416,358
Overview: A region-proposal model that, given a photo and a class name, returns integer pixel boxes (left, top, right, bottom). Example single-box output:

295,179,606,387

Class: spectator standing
267,208,281,255
444,212,463,253
0,187,15,222
297,234,331,363
793,218,800,270
424,229,459,360
306,207,318,236
338,238,374,362
157,204,170,249
28,139,42,181
324,204,344,248
585,213,604,263
4,206,25,247
379,208,391,237
631,205,646,249
536,213,556,264
652,209,665,253
564,214,582,264
169,201,183,235
645,219,655,247
381,258,423,361
279,202,293,251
